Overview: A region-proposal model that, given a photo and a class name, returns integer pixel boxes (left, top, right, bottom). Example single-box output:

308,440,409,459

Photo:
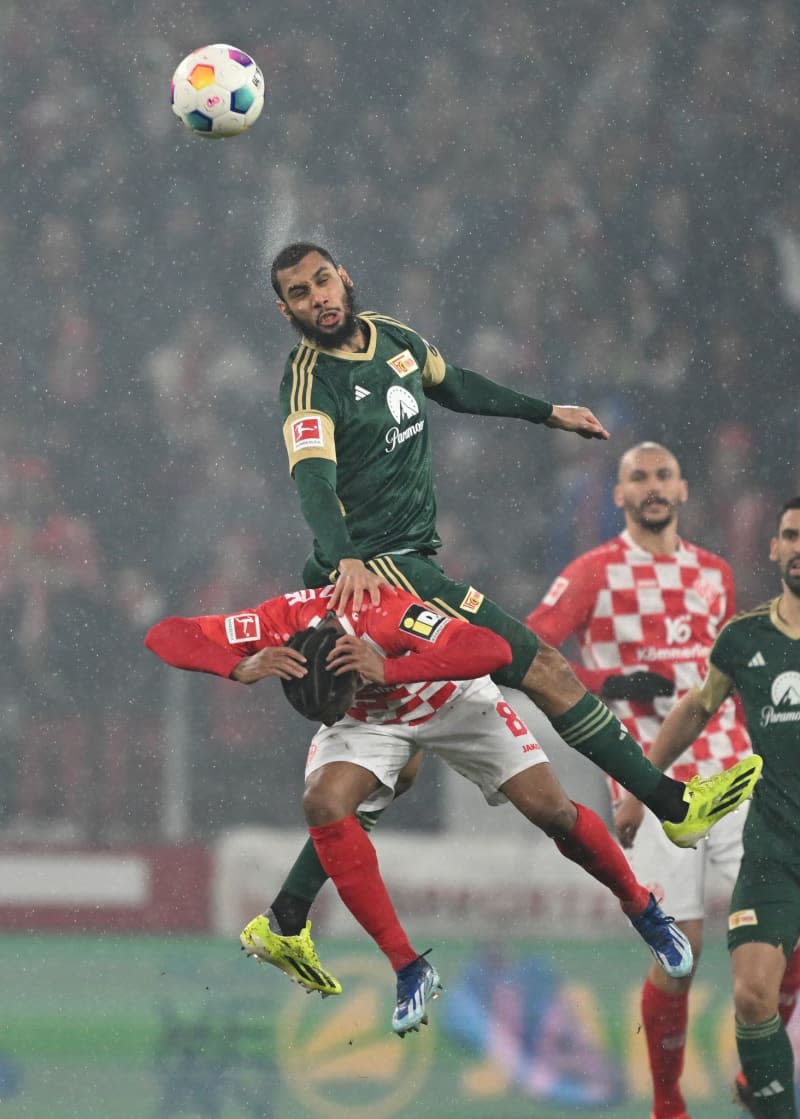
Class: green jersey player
271,241,760,849
646,496,800,1119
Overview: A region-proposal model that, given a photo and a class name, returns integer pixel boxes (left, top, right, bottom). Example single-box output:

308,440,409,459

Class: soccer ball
170,44,264,138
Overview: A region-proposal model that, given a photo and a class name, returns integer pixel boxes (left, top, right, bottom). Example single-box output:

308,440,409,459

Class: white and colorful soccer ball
170,44,264,138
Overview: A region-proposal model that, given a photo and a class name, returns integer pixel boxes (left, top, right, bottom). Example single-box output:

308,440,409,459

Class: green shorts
727,850,800,960
303,549,539,689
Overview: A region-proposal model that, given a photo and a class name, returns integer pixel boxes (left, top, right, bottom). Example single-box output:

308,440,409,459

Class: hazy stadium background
3,0,799,1115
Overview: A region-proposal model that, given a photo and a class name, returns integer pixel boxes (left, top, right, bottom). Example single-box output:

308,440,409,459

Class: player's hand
327,634,386,684
231,646,307,684
329,558,389,617
601,671,675,702
614,795,645,848
545,405,610,440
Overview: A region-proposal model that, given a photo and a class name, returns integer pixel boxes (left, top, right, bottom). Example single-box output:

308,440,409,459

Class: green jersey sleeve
425,363,553,424
279,346,340,474
293,458,359,569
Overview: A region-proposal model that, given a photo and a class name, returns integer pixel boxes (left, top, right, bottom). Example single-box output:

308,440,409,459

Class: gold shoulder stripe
720,600,774,634
361,311,417,335
428,597,465,619
290,344,318,414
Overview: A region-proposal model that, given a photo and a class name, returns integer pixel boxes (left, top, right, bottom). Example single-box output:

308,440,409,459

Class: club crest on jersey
399,604,448,641
290,415,324,452
729,908,758,929
387,349,419,377
459,587,485,614
225,613,261,644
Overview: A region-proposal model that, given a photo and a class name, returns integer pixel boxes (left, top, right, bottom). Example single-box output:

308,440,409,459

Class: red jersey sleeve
526,555,601,644
526,554,615,692
144,599,287,679
360,591,512,683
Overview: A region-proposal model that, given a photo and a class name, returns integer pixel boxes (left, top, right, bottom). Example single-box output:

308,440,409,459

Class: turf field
0,933,785,1118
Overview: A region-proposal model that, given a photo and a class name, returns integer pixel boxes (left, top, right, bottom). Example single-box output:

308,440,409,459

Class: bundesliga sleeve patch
225,613,261,644
399,604,449,641
290,414,325,451
542,576,569,607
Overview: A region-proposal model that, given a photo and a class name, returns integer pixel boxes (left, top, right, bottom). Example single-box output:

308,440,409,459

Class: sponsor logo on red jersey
399,604,448,641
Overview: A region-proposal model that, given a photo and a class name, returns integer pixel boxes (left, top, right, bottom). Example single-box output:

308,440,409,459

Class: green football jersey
279,312,448,568
705,598,800,863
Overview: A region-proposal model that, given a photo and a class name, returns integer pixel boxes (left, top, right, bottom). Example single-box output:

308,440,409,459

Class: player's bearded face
626,493,680,532
772,512,800,595
286,281,360,348
781,560,800,596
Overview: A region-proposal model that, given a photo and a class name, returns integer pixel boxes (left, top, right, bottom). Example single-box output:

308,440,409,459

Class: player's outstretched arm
647,687,714,772
545,405,609,440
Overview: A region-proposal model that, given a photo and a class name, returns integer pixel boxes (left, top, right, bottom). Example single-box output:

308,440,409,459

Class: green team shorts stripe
727,850,800,960
363,552,539,688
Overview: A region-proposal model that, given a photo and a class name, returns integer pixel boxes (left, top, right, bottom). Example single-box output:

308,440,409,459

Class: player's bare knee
520,641,585,713
303,765,354,826
504,767,577,837
733,977,777,1025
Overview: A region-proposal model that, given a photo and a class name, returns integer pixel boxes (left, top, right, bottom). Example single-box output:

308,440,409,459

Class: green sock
550,693,669,807
271,808,386,932
736,1014,796,1118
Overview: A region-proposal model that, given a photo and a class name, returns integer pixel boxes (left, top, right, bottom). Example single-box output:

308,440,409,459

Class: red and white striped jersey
528,531,752,794
145,585,511,727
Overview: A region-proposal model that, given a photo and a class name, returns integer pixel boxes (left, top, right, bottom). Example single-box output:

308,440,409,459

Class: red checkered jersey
528,531,751,794
145,585,511,727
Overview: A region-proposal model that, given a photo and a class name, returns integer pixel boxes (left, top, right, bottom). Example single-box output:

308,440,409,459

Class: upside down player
640,498,800,1119
271,241,760,859
527,443,800,1119
145,584,695,1036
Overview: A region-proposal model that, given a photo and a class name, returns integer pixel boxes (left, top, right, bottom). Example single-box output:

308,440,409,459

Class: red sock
309,816,418,972
641,978,688,1119
554,802,650,916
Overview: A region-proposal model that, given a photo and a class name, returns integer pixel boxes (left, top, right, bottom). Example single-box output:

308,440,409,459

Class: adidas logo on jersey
747,651,766,667
354,385,370,400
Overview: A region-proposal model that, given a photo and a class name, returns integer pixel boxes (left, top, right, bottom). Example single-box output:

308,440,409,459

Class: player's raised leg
519,641,761,847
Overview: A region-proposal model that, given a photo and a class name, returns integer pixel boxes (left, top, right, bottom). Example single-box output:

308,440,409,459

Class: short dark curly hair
778,496,800,527
270,242,337,298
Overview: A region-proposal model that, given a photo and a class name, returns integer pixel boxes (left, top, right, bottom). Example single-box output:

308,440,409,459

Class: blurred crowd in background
3,0,799,844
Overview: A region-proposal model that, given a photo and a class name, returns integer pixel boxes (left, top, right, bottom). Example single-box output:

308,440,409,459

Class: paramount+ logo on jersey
385,385,424,454
760,671,800,727
398,604,448,641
